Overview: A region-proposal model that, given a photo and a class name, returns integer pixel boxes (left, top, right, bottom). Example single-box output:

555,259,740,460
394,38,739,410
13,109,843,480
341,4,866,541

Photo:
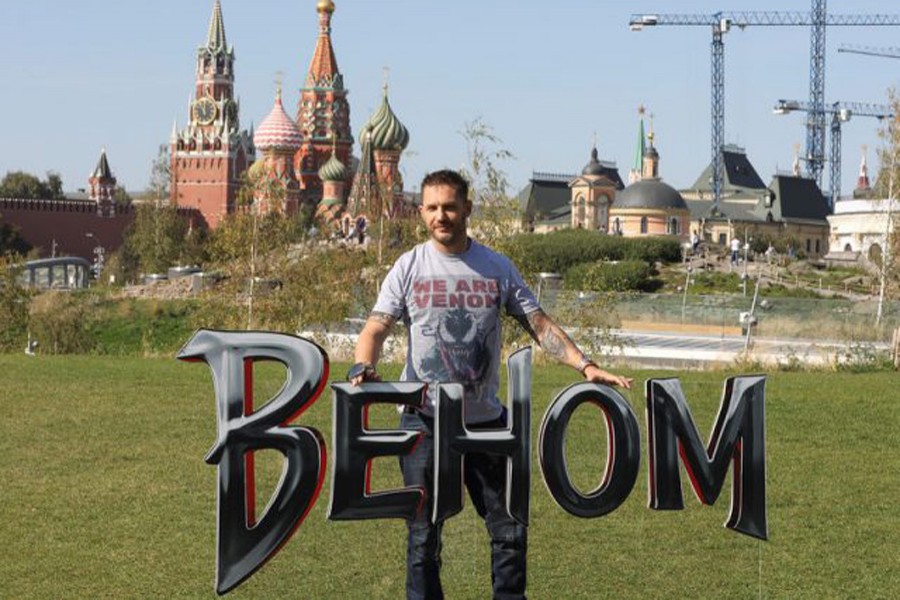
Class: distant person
730,237,741,265
691,230,700,255
356,215,367,245
765,244,776,263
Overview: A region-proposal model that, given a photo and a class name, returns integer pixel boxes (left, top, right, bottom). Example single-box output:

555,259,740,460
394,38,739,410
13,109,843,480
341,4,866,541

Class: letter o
539,383,641,518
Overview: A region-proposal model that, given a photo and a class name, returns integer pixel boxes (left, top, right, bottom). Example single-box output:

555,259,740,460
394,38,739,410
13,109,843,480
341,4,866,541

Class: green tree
113,186,132,206
0,171,64,199
0,216,31,255
873,89,900,321
120,204,191,275
0,254,31,351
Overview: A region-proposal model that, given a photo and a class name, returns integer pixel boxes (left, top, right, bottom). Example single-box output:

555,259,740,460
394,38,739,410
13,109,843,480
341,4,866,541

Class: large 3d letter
177,330,328,595
328,382,427,521
647,376,767,540
539,382,641,518
432,348,532,526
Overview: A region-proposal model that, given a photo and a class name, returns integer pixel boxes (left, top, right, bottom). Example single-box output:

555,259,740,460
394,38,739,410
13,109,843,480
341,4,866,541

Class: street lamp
85,232,105,277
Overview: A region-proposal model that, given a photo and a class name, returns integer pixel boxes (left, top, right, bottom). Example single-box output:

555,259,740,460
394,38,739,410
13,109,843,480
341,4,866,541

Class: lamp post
85,232,105,277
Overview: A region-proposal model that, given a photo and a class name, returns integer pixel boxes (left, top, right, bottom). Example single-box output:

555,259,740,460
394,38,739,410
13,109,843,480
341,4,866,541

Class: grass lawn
1,354,898,599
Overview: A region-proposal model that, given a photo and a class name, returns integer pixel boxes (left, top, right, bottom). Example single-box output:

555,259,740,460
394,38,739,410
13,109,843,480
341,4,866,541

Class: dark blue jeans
399,410,527,600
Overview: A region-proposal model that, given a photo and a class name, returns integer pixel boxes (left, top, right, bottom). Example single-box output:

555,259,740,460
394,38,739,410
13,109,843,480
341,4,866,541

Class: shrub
29,291,98,354
498,229,681,276
565,260,654,292
0,256,30,351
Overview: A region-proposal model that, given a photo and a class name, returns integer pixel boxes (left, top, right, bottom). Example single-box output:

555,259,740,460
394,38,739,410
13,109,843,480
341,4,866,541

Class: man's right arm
350,311,397,385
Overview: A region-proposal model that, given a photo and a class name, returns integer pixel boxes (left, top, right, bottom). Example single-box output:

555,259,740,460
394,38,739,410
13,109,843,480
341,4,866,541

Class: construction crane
838,44,900,59
774,99,893,208
629,3,900,211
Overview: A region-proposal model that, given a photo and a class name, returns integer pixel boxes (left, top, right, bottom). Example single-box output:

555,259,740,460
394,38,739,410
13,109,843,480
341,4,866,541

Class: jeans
399,410,527,600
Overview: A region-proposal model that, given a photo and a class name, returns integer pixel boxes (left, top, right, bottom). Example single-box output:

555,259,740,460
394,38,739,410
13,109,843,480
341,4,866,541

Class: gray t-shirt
374,239,540,423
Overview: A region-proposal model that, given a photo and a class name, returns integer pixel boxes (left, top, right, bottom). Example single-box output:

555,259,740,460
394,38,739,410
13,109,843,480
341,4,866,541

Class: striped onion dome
365,84,409,152
254,89,302,151
318,151,346,182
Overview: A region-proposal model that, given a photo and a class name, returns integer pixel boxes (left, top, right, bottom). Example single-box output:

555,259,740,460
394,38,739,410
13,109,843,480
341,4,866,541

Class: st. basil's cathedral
170,0,411,230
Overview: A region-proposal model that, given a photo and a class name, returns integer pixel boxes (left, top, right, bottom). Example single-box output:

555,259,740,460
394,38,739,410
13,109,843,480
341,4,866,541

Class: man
730,236,741,265
350,169,632,600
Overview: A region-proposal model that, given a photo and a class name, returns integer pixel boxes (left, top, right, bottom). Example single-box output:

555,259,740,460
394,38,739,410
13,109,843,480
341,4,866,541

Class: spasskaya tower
170,0,254,228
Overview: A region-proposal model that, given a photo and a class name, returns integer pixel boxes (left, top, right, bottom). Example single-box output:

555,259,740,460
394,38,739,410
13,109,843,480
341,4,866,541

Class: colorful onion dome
365,84,409,152
318,151,347,182
254,88,302,151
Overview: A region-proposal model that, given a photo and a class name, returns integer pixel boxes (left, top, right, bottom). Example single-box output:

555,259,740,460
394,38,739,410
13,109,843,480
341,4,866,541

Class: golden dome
317,0,335,13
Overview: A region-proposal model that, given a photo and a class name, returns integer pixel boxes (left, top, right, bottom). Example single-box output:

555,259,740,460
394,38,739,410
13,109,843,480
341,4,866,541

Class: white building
827,198,899,267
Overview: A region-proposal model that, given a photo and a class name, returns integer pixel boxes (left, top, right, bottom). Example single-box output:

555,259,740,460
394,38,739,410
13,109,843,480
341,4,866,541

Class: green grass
2,355,898,598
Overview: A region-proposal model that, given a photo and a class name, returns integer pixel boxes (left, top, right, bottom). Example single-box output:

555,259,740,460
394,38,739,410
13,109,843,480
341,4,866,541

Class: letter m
646,376,767,540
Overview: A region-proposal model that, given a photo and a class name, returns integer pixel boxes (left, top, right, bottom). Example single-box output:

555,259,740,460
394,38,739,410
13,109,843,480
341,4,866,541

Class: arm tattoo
368,311,397,327
516,311,570,362
539,327,569,362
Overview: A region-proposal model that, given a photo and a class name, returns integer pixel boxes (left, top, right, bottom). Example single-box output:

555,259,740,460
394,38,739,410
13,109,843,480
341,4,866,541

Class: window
640,216,648,234
613,217,621,234
668,217,679,235
806,239,811,253
815,239,820,254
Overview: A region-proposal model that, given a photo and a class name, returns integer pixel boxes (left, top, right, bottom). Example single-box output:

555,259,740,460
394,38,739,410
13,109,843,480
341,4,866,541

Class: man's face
419,184,471,252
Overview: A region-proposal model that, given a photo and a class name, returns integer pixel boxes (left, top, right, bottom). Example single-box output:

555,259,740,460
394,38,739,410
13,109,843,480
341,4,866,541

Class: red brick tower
88,148,117,217
170,0,254,228
295,0,353,206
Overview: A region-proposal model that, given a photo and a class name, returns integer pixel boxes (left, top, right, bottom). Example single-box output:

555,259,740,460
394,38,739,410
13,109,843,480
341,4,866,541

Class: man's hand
583,364,633,390
349,366,382,387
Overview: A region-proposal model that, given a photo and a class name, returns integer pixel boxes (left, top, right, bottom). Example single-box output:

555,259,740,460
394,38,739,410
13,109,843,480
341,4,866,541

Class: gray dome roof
615,179,687,210
582,147,606,176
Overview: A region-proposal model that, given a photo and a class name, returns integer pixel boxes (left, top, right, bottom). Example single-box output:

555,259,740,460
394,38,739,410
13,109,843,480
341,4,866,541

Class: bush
0,256,30,351
565,260,654,292
29,291,98,354
497,229,682,276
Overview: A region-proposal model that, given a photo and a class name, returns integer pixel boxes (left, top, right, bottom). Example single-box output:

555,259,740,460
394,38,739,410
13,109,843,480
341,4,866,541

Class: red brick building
169,0,254,228
294,0,354,206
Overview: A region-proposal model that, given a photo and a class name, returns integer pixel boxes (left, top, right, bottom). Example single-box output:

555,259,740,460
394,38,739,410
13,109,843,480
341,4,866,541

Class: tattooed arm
514,310,633,389
351,311,398,385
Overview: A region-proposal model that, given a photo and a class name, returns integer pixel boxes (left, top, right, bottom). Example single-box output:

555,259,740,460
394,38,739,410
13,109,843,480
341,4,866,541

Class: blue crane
629,3,900,211
773,99,893,208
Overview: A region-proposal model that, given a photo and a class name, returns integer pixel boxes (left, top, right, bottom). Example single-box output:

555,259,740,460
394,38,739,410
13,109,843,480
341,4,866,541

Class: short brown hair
421,169,469,203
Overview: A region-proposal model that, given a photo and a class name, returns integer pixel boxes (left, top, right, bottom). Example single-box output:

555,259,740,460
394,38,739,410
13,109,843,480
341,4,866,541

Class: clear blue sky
1,0,898,198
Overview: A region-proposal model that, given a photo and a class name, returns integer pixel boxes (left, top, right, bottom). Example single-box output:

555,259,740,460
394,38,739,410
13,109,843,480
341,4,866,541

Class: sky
2,0,899,199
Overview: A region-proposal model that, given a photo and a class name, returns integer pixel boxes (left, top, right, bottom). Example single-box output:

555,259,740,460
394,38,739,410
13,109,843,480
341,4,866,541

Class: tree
148,144,171,206
0,254,30,351
458,118,521,249
0,216,31,255
873,89,900,324
0,171,64,199
113,186,132,206
120,203,191,276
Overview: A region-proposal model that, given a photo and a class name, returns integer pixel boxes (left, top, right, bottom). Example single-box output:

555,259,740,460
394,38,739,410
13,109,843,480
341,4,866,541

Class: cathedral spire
306,0,342,89
206,0,227,52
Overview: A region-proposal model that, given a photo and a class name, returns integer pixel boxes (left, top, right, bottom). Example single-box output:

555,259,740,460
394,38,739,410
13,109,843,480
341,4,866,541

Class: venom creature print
419,307,496,395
